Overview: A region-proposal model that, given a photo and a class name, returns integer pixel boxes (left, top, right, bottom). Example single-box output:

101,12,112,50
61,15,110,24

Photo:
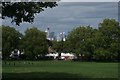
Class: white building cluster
45,28,55,41
44,27,76,60
57,32,66,42
45,27,66,42
45,52,76,60
9,49,25,59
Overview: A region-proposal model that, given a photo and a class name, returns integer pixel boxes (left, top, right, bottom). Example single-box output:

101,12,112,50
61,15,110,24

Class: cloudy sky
2,2,118,35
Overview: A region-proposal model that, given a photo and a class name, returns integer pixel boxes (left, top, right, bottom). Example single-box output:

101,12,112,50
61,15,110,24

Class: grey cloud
2,2,118,35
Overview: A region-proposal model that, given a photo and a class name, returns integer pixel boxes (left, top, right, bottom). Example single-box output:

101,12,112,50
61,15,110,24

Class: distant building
9,49,20,59
57,32,66,42
45,52,76,60
60,53,76,60
9,49,25,59
49,32,55,41
45,28,50,40
45,28,55,41
45,27,66,41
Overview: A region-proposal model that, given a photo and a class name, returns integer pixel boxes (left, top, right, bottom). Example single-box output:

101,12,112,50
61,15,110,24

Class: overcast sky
2,2,118,35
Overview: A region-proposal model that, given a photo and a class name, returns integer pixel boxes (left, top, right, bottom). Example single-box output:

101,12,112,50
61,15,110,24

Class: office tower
45,28,55,41
57,32,66,42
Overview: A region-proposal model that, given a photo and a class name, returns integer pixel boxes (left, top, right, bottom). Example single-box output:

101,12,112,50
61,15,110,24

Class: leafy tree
67,19,120,61
93,48,111,61
2,2,58,25
67,26,95,60
2,25,21,59
52,40,68,53
92,19,120,61
52,41,61,52
19,27,48,59
99,19,120,48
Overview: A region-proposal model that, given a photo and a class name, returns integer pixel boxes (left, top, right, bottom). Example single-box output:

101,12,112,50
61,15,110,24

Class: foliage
2,2,58,26
2,25,21,59
19,27,48,59
95,19,120,61
2,18,120,61
67,26,95,60
67,19,120,61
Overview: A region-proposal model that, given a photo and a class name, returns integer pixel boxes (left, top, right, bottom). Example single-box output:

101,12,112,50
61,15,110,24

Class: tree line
1,18,120,61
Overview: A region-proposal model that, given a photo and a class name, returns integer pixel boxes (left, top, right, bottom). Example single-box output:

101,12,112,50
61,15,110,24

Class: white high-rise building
62,32,66,41
45,28,55,41
57,32,66,42
45,28,50,40
45,28,66,41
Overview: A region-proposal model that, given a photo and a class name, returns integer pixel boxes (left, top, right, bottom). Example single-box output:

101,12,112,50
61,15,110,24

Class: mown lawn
2,60,118,79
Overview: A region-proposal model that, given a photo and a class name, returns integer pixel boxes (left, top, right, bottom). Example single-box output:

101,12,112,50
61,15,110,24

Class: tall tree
67,26,95,60
20,27,48,59
2,2,58,25
97,19,120,61
91,19,120,61
2,25,21,59
67,19,120,61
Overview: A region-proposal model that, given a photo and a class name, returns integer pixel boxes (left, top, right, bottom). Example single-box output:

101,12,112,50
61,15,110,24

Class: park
1,2,120,80
2,60,118,79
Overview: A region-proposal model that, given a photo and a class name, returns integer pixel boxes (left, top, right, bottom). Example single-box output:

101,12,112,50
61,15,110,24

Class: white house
45,52,76,60
45,53,58,59
9,49,24,59
60,53,75,60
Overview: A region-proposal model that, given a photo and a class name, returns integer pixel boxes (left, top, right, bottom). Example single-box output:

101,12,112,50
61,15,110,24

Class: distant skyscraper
49,32,55,41
45,27,55,41
62,32,66,41
57,32,66,42
57,33,61,41
45,28,50,40
45,27,66,41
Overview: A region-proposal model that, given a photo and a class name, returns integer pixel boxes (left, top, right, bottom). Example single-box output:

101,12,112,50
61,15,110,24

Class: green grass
2,60,118,79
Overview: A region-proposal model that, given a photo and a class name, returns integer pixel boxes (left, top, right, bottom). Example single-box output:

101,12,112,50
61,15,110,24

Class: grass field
2,60,118,79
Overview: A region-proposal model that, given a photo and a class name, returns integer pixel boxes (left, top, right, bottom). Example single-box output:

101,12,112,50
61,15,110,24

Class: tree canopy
2,26,49,59
2,2,58,25
67,19,120,61
2,25,22,59
19,27,48,59
1,18,120,61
